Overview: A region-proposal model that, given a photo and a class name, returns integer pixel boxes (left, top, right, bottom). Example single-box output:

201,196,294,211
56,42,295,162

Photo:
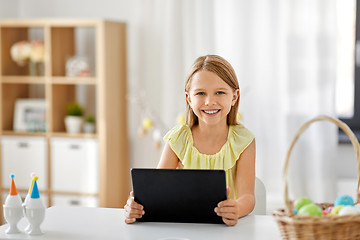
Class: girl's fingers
126,198,144,210
125,206,144,218
215,206,237,214
222,217,238,226
125,217,136,224
124,191,145,224
219,211,237,219
215,207,237,218
217,199,236,208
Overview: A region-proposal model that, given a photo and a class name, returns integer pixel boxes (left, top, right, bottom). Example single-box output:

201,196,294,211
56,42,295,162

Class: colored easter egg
177,114,185,125
329,205,344,216
355,203,360,211
324,206,333,214
293,197,313,211
142,118,153,130
334,194,354,206
338,206,360,216
298,203,323,217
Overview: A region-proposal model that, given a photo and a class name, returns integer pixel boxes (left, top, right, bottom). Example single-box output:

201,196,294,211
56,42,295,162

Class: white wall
0,0,356,179
337,144,357,179
0,0,19,19
17,0,131,21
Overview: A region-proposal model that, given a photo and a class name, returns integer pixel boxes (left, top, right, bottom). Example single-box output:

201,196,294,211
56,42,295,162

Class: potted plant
64,102,84,133
83,114,95,134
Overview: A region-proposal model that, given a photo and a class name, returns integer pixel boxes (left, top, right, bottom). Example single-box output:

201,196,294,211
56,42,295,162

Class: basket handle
283,115,360,217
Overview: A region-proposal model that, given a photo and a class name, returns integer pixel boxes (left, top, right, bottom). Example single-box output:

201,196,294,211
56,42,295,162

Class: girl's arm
215,139,256,226
157,142,179,168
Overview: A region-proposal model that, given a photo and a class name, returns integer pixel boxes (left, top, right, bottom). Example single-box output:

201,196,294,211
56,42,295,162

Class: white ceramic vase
83,122,95,134
65,116,83,133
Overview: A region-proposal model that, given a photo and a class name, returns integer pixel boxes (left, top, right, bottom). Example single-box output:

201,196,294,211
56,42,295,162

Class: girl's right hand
124,191,145,224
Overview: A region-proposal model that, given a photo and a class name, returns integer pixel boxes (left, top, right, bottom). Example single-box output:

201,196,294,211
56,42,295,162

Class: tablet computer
131,168,227,224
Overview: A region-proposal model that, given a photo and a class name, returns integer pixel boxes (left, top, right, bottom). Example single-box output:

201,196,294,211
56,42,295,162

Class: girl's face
185,70,239,127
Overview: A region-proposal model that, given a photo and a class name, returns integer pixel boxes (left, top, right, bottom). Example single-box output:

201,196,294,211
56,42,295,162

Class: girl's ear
185,91,191,105
232,89,240,106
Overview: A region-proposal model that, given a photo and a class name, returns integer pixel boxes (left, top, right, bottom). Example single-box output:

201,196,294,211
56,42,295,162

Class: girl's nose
205,95,215,106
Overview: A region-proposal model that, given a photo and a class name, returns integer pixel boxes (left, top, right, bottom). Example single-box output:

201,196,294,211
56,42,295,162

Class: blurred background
1,0,359,214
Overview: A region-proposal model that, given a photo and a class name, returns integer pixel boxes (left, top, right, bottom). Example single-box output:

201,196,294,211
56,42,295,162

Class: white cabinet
51,138,99,194
1,136,47,190
52,195,99,207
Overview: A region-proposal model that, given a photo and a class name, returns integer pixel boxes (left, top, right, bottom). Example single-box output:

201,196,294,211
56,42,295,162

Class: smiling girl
125,55,256,226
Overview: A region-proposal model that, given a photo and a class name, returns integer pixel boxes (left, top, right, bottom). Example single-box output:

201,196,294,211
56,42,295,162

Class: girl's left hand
214,199,240,226
214,188,240,226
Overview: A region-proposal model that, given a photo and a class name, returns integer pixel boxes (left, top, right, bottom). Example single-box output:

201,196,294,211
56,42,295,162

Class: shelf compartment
1,83,45,131
51,84,96,133
0,26,45,76
51,27,96,77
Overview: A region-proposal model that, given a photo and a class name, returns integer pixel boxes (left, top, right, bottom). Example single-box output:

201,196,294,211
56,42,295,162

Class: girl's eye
216,91,225,95
196,92,205,96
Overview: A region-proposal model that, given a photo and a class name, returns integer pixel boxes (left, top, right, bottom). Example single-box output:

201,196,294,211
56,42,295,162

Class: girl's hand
124,191,145,224
214,187,240,226
214,199,240,226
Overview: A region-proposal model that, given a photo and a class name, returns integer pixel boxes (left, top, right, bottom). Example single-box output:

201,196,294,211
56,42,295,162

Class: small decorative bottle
3,174,24,234
24,177,45,235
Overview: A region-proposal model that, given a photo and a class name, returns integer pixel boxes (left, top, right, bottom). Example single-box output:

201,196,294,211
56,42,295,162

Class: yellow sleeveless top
163,124,255,200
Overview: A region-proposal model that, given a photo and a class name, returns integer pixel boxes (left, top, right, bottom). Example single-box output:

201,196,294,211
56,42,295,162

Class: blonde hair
185,55,240,127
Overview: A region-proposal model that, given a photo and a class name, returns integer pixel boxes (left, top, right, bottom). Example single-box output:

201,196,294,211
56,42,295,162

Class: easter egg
329,205,344,216
137,127,147,137
293,197,313,211
152,129,162,141
298,203,323,217
338,206,360,216
324,206,333,215
355,203,360,211
177,114,185,125
334,194,354,206
142,118,153,130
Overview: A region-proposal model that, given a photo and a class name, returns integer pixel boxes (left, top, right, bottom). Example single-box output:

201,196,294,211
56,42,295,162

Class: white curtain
129,0,338,206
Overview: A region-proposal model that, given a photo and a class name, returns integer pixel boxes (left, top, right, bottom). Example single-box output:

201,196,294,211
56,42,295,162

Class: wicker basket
273,115,360,240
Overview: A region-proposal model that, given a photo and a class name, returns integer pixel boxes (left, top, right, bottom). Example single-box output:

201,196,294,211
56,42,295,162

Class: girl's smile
202,109,221,115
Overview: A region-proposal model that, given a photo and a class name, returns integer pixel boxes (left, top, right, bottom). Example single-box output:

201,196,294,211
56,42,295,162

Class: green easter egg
294,197,313,211
298,203,323,217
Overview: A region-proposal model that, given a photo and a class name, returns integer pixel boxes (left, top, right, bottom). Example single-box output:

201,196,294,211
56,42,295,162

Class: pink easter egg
324,206,333,214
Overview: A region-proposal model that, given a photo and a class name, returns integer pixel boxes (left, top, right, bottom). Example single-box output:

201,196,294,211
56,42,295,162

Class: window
337,0,360,142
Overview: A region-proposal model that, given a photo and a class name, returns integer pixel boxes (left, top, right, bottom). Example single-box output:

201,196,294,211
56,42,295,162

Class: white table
0,206,282,240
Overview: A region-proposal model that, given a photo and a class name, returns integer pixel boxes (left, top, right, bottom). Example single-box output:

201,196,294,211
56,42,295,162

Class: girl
124,55,256,226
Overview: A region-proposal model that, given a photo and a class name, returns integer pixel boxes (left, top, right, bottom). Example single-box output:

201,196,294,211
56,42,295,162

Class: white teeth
203,110,219,114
